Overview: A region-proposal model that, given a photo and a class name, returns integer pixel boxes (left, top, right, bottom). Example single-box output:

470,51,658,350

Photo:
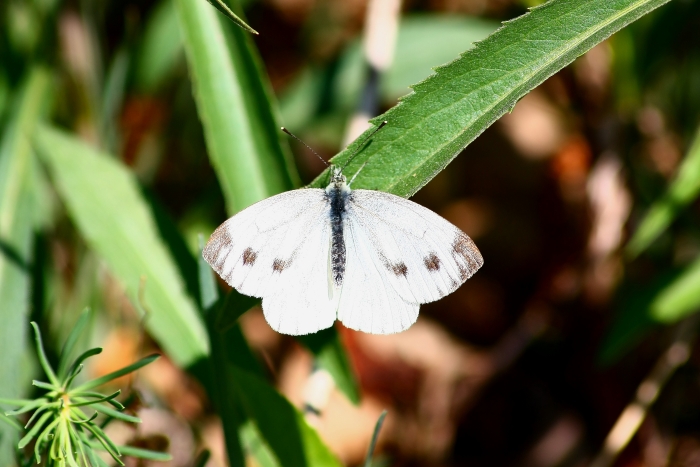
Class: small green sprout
0,309,171,467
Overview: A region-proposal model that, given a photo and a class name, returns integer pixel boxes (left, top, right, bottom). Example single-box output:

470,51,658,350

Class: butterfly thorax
326,169,351,287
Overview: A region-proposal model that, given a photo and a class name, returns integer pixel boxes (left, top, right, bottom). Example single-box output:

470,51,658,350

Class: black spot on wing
424,253,440,272
378,252,408,277
272,258,291,273
391,262,408,277
242,247,257,266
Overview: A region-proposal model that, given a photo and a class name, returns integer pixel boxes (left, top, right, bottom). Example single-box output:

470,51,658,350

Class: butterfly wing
337,213,420,334
203,188,338,335
344,190,483,306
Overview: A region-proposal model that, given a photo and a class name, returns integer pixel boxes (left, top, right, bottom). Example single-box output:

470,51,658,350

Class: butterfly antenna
281,127,328,167
340,120,387,172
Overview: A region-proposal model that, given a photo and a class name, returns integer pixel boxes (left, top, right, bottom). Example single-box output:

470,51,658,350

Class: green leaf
194,450,211,467
0,67,50,464
0,413,22,431
363,410,387,467
33,125,210,367
232,367,342,467
601,267,696,363
650,258,700,323
383,16,499,100
627,123,700,257
203,0,258,35
57,308,92,381
312,0,674,197
2,398,46,416
66,348,103,384
214,292,259,331
105,444,172,461
18,411,52,449
297,330,359,405
30,322,59,387
206,308,257,467
175,0,298,215
83,421,123,460
240,421,279,467
31,380,57,392
134,0,183,92
178,0,359,405
72,354,159,392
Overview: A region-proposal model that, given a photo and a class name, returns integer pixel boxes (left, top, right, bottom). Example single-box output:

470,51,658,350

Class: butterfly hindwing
345,190,483,305
337,212,419,334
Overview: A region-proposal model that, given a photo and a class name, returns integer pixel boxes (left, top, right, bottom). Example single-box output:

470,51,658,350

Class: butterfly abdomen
327,185,349,287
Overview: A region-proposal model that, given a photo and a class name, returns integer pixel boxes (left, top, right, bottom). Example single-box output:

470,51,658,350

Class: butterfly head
330,166,346,183
327,166,350,194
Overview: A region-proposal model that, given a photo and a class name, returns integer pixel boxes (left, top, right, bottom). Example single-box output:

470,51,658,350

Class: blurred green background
1,0,700,466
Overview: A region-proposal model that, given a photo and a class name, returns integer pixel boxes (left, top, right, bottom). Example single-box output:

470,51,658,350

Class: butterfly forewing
345,190,483,305
204,189,339,334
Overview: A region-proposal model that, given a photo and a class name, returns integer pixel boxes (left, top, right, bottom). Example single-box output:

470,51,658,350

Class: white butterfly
203,126,483,335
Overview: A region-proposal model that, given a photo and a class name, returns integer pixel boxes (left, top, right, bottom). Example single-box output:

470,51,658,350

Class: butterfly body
203,166,483,335
326,170,350,287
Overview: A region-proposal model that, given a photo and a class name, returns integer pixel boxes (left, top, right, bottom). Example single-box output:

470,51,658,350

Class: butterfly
203,123,483,335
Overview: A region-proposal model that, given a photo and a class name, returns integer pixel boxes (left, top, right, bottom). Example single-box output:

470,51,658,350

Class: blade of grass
313,0,674,197
650,258,700,323
197,248,337,467
134,0,183,93
297,330,359,405
194,450,211,467
34,125,210,367
195,248,246,467
363,410,387,467
57,308,92,381
104,444,171,461
232,367,343,467
627,123,700,257
0,413,23,431
0,67,50,464
18,411,52,449
66,348,103,382
177,0,358,403
30,322,59,386
240,421,280,467
203,0,258,34
72,354,159,392
601,266,700,363
175,0,298,214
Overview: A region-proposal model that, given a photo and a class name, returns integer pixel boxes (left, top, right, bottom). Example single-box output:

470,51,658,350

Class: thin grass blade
363,410,387,467
57,308,92,381
175,0,298,215
0,67,51,464
627,123,700,257
203,0,258,34
72,354,159,392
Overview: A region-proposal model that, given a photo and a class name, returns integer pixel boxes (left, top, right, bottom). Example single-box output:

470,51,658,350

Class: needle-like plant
0,309,170,467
